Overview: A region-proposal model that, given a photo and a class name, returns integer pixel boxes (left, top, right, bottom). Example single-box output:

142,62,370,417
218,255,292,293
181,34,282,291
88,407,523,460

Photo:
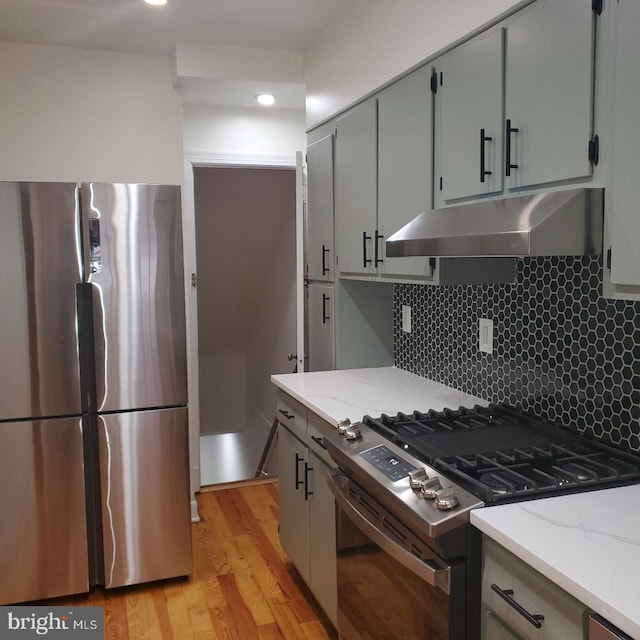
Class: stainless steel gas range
323,404,640,640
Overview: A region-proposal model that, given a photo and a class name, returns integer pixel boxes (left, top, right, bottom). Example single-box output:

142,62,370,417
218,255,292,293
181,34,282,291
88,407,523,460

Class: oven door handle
327,470,451,595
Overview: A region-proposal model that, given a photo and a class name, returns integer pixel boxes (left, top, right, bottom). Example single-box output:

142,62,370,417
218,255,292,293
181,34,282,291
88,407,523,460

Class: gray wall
193,166,296,480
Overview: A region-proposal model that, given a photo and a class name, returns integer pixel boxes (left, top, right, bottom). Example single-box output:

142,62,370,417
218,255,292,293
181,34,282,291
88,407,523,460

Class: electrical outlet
402,305,412,333
479,318,493,354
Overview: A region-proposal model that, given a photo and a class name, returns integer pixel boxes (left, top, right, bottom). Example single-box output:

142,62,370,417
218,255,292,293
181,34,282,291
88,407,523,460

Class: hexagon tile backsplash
394,256,640,452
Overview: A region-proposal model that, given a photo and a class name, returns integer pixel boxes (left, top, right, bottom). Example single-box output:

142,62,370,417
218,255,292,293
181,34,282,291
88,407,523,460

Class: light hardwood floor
45,480,337,640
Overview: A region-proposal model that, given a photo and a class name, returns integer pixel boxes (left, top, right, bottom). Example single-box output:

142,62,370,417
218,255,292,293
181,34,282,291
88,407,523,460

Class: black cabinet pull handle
294,453,304,490
321,293,330,324
362,231,372,268
480,128,493,183
304,463,314,500
505,119,519,177
321,244,330,276
310,435,327,450
374,230,384,266
278,409,294,420
491,584,544,629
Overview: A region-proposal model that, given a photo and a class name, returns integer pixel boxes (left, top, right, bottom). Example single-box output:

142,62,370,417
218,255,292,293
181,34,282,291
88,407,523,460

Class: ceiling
0,0,353,108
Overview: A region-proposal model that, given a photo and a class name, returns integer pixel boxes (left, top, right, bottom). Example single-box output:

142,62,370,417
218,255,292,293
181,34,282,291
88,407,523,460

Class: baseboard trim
199,477,278,493
190,498,200,522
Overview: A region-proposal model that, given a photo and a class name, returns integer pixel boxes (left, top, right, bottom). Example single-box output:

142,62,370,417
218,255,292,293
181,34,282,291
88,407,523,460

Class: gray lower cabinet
277,394,337,627
481,536,587,640
306,283,334,372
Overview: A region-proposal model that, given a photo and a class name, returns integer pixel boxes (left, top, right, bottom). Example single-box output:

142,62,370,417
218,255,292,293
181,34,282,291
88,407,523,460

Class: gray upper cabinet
609,0,640,288
306,134,335,282
334,98,378,276
335,71,435,280
435,29,504,203
378,66,435,279
504,0,595,190
435,0,596,203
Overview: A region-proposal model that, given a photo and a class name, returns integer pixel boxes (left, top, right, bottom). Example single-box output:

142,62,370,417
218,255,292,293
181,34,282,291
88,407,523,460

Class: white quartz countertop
271,366,488,426
471,486,640,639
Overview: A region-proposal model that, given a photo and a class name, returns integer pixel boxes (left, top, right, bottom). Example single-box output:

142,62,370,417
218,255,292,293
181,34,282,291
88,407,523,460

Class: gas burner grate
434,442,640,503
364,404,531,440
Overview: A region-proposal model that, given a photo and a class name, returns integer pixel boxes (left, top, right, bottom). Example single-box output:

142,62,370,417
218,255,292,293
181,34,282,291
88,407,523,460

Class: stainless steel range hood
386,188,604,258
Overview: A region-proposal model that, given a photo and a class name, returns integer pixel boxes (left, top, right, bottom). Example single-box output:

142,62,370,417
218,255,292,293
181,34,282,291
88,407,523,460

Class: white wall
0,43,183,183
183,103,305,156
304,0,528,128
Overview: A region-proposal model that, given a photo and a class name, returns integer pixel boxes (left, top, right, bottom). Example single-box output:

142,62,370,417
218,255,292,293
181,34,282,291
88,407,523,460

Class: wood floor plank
103,593,130,640
126,591,163,640
182,578,216,635
266,598,311,640
229,489,320,625
258,621,286,640
32,480,336,640
164,581,194,640
240,484,288,564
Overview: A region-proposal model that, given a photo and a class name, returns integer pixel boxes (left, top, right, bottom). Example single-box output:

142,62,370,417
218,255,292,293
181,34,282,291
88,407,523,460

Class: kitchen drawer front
276,392,307,438
307,411,337,468
482,537,586,640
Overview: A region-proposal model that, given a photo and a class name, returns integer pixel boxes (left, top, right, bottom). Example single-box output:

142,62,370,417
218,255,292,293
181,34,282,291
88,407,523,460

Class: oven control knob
344,424,362,440
434,487,459,510
408,468,429,489
337,418,352,435
420,477,442,499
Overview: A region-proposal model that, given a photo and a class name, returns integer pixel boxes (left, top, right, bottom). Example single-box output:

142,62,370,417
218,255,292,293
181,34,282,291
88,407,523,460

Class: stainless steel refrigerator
0,182,192,605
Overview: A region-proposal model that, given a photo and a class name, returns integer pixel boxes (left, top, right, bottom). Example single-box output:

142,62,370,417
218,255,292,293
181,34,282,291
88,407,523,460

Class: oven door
328,470,467,640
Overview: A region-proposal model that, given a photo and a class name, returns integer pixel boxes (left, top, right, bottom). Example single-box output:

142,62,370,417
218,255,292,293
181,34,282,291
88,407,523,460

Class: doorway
193,165,297,484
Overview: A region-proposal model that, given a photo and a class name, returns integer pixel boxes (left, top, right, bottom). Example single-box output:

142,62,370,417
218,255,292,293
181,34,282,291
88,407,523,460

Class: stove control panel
359,444,417,482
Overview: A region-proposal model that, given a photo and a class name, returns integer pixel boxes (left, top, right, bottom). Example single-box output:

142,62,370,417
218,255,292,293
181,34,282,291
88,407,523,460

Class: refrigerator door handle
88,219,102,275
91,283,107,411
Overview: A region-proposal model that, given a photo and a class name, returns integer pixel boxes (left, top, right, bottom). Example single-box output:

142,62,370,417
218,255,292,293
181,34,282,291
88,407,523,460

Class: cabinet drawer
307,411,337,468
482,537,586,640
276,393,307,437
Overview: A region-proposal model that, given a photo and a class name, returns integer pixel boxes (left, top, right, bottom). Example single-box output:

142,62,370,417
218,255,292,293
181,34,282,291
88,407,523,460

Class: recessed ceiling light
145,0,167,6
256,94,275,106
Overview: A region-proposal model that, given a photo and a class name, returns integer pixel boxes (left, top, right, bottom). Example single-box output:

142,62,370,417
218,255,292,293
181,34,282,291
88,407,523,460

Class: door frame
182,151,302,520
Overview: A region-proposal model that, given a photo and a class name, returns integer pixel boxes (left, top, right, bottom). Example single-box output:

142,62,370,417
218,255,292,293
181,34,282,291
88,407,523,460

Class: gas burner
555,461,599,483
479,471,533,496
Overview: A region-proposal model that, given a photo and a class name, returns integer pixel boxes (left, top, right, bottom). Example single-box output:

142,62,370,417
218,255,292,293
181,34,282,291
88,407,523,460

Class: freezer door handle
91,283,107,410
88,219,102,274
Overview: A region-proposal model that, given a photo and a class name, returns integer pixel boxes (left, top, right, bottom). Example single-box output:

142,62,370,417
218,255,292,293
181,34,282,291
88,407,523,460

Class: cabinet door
277,425,310,583
308,452,337,627
307,134,334,281
378,66,436,279
307,283,334,372
484,610,523,640
505,0,594,190
335,99,378,275
610,0,640,286
436,29,504,202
